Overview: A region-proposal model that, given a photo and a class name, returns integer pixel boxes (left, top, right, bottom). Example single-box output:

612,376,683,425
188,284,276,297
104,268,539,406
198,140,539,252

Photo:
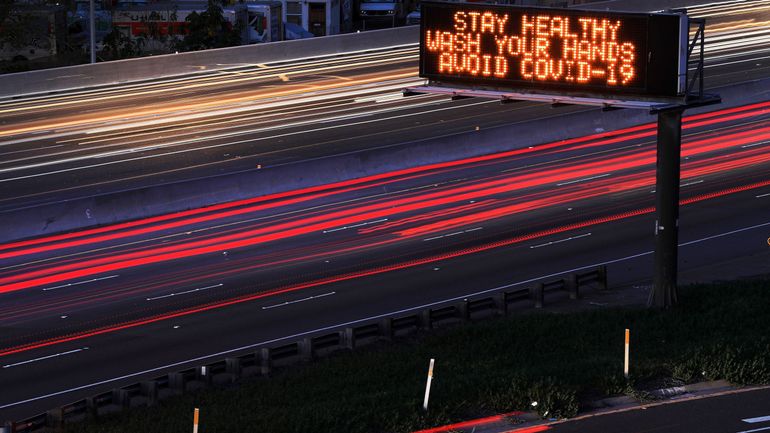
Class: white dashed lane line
146,283,223,301
262,291,336,310
3,348,89,369
423,227,483,242
556,174,610,186
322,219,388,234
42,275,119,292
530,233,592,249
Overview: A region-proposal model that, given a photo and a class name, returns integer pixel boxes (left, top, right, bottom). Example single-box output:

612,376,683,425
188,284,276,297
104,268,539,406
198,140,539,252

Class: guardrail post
300,338,313,362
379,318,393,341
198,366,212,386
598,265,608,290
168,372,185,393
46,408,63,429
112,388,130,409
141,381,158,406
225,358,241,379
343,327,356,350
420,309,433,330
260,348,272,375
531,283,544,308
85,396,98,418
457,301,470,322
567,274,579,300
495,292,508,316
529,283,545,308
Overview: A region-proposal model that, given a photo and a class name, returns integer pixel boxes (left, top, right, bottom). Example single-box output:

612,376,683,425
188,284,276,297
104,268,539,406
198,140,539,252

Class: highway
1,0,770,426
0,97,769,420
0,0,769,210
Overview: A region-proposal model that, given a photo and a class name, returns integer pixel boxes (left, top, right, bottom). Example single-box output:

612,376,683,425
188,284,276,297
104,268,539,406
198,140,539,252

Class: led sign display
420,2,687,98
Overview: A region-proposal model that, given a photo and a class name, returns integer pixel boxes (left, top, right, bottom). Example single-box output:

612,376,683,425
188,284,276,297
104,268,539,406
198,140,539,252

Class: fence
2,266,607,432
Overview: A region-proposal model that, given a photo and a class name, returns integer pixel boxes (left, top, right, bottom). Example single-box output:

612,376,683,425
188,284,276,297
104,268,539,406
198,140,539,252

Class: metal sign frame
417,1,691,102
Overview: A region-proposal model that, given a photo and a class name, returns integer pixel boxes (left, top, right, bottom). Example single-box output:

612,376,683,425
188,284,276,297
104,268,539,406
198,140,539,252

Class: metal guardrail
2,266,607,432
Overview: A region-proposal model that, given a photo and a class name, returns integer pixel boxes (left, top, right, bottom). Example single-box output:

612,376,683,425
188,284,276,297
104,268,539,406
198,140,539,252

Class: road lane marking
42,275,119,291
146,284,223,301
3,348,88,369
530,233,592,249
322,219,388,233
556,173,610,186
2,220,770,410
678,221,770,246
743,415,770,423
354,92,406,103
741,140,770,148
756,192,770,198
653,178,711,193
424,227,483,241
261,292,336,310
737,427,770,433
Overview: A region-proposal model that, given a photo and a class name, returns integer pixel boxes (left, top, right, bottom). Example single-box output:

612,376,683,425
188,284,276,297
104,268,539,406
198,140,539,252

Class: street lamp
90,0,96,63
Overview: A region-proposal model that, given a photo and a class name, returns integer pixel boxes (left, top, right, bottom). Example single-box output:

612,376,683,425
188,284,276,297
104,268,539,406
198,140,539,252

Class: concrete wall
1,77,767,243
0,26,418,98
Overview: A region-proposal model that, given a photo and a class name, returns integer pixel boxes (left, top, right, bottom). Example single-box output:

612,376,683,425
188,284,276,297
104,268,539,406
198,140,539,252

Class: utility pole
90,0,96,63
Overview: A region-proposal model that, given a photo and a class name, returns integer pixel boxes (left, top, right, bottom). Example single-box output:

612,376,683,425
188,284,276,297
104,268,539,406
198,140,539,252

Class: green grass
65,280,770,433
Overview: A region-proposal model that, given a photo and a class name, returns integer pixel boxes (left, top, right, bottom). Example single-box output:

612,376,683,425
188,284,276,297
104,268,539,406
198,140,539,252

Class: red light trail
1,177,769,358
1,101,767,260
0,101,768,357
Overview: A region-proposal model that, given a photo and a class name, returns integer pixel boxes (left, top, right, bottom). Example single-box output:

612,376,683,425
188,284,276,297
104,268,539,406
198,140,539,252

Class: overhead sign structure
420,1,688,100
410,3,721,309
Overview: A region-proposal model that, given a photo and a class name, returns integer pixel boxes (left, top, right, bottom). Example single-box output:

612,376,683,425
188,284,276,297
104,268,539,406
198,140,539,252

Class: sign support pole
649,108,684,309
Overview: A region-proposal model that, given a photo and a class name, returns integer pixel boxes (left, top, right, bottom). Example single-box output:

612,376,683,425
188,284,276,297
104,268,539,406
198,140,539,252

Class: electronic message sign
420,2,688,99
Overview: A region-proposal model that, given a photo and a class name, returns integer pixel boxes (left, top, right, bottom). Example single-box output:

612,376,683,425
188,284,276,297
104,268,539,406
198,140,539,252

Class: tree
101,28,138,60
175,0,240,52
0,1,48,55
134,6,182,53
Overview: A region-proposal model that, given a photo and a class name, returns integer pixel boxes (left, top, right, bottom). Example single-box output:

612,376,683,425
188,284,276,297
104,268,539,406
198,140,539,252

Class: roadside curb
589,379,733,410
542,382,770,430
418,381,768,433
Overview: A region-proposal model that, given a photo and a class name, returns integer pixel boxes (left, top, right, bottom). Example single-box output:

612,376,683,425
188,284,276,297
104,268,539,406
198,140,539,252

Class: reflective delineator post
193,408,200,433
422,358,435,411
624,329,630,379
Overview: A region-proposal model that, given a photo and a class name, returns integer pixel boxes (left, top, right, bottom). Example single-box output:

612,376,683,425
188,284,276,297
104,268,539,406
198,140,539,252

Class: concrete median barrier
0,26,418,98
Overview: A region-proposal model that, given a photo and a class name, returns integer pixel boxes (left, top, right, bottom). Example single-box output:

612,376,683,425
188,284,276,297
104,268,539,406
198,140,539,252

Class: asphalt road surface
0,1,769,210
0,98,769,420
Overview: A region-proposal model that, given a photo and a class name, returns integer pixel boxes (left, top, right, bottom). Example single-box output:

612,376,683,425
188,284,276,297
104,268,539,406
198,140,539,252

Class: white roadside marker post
193,408,200,433
423,358,435,411
624,329,630,379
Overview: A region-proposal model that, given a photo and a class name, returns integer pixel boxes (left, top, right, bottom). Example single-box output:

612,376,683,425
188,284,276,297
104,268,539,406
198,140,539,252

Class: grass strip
66,280,770,433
